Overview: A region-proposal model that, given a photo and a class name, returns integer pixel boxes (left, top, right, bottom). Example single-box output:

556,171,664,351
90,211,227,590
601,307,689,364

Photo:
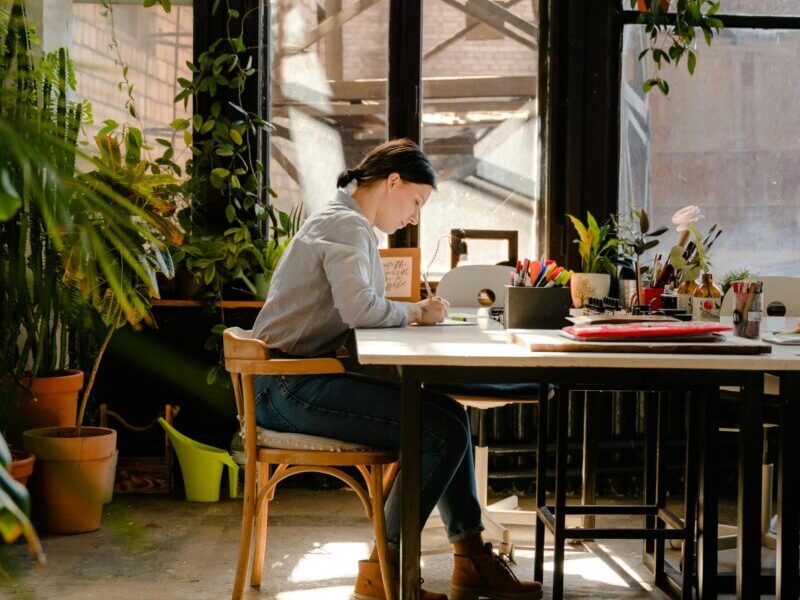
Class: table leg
777,372,799,600
400,367,422,600
697,385,719,600
736,372,763,600
581,391,598,531
552,385,569,600
653,392,668,589
534,382,549,583
682,391,699,599
644,391,657,559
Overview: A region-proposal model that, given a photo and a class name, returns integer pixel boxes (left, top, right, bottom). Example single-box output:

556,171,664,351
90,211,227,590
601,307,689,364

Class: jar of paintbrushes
732,280,763,339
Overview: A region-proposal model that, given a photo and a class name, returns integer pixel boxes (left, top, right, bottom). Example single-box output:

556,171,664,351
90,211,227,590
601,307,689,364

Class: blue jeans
254,372,484,547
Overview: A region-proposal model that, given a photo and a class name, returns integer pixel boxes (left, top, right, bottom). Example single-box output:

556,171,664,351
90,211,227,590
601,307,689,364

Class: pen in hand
422,270,433,299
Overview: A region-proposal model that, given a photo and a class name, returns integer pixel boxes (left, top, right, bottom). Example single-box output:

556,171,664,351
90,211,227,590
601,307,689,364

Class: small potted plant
614,208,669,307
632,0,724,95
1,432,44,563
567,212,619,308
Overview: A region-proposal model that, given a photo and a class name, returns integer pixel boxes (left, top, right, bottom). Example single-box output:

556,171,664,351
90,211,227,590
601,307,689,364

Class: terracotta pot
3,370,84,447
9,449,35,487
23,427,117,534
570,273,611,308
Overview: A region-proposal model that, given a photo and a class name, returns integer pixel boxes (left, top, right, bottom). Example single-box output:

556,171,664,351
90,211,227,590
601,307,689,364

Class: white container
570,273,611,308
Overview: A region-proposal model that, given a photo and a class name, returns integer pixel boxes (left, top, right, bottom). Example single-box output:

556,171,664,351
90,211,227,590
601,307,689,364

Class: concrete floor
0,489,774,600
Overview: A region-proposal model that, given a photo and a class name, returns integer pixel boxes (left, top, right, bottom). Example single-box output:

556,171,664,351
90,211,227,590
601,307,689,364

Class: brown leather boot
353,559,448,600
450,543,543,600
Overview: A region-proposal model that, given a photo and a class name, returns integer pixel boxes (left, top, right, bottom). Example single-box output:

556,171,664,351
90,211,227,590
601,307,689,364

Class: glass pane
269,0,389,227
716,0,800,16
73,2,193,166
421,0,540,278
620,26,800,277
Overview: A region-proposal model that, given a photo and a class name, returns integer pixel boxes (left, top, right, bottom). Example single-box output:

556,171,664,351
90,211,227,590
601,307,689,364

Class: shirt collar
334,189,379,244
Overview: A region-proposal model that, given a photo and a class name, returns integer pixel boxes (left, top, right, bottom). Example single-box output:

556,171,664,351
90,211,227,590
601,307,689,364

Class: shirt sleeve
317,219,409,329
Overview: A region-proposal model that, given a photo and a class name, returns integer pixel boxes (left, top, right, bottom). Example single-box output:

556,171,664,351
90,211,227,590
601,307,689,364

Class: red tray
562,322,732,340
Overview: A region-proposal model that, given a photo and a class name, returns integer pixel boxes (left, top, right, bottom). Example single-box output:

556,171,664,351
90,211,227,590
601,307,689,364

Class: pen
449,315,468,322
422,271,433,298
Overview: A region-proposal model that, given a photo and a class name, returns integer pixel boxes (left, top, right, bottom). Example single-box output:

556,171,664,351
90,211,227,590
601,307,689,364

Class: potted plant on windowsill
567,212,618,308
632,0,724,96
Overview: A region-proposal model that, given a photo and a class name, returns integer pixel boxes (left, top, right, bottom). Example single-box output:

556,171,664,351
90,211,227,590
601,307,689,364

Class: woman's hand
408,296,449,325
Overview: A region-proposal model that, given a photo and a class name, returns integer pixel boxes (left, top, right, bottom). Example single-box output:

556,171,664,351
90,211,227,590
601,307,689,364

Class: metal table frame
397,365,799,600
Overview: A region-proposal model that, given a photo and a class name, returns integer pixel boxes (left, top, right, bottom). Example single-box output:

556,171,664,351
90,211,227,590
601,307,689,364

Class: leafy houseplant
0,0,178,533
632,0,724,95
613,208,669,306
567,212,618,308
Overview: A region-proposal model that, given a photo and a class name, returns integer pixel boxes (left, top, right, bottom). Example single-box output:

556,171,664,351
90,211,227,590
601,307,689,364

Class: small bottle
676,278,698,313
692,273,722,321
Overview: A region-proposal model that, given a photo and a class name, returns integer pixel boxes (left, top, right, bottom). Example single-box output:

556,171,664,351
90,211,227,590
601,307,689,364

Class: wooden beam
280,0,383,55
324,0,344,81
423,0,524,62
273,75,536,103
439,0,536,50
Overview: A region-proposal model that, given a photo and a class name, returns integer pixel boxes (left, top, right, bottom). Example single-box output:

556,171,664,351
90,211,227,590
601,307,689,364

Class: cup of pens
504,259,573,329
732,279,763,339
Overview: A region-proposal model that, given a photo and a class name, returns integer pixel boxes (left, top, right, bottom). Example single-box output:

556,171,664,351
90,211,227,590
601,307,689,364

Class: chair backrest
436,264,511,308
222,327,345,436
720,275,800,316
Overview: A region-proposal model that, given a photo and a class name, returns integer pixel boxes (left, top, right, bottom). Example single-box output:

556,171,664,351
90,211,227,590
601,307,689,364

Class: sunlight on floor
289,542,369,583
276,585,356,600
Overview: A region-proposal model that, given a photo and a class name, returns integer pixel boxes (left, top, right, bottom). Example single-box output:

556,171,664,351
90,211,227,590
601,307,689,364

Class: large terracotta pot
3,370,84,446
23,427,117,534
570,273,611,308
9,449,35,487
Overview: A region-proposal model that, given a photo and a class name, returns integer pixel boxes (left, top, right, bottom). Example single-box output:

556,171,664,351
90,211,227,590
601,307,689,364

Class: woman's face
373,173,433,234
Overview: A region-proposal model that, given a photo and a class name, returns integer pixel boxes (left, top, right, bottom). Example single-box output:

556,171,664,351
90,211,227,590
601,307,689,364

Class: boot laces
483,543,520,583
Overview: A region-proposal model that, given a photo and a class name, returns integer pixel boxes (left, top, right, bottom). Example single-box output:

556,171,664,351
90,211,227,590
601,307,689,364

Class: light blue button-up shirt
251,190,409,357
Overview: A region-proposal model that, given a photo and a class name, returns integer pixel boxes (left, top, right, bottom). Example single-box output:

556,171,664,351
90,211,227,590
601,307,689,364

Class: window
73,1,193,165
619,24,800,277
269,0,389,223
717,1,800,16
421,0,540,277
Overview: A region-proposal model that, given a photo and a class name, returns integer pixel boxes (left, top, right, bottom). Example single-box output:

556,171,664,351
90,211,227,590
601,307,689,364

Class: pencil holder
504,286,571,329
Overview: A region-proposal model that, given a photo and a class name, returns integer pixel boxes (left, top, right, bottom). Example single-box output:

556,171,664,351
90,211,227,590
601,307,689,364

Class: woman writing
252,138,542,600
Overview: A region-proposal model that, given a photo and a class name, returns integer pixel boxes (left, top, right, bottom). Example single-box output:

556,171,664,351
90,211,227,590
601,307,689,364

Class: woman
252,139,542,600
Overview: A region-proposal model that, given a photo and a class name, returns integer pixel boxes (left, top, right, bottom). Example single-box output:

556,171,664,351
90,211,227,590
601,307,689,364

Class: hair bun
336,167,361,188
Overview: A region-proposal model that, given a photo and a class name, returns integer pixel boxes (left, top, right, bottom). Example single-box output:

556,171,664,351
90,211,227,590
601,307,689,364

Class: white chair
718,276,800,550
428,265,543,555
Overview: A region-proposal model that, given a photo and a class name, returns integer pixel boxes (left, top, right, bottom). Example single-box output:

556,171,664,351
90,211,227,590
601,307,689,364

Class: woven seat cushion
230,429,375,464
425,381,543,399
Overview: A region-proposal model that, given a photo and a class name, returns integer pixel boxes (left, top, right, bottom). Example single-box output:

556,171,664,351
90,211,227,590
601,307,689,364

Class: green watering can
158,418,238,502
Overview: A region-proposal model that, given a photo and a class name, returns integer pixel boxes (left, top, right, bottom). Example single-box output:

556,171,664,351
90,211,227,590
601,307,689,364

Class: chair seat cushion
425,381,543,399
231,429,375,462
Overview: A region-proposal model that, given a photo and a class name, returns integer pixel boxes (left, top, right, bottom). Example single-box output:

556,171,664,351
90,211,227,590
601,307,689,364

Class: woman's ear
386,172,401,190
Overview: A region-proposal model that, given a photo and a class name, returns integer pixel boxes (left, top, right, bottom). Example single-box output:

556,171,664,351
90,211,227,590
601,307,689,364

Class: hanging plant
632,0,724,95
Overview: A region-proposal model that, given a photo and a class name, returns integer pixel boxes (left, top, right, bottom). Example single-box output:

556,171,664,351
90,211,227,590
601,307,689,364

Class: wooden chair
223,327,399,600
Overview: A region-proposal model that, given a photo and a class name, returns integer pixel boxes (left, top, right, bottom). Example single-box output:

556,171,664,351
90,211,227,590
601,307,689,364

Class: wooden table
355,313,800,600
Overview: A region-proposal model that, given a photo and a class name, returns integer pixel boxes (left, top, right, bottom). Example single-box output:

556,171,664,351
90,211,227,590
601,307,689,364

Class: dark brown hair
337,138,437,190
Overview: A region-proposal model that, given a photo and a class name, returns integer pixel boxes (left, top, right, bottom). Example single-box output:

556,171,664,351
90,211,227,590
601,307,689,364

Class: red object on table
562,321,732,340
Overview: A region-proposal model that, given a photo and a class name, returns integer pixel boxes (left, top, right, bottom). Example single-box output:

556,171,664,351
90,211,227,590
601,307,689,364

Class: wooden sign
379,248,421,302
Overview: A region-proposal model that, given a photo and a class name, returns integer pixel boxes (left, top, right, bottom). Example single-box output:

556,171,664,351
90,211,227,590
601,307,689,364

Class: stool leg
371,464,396,600
250,461,270,587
